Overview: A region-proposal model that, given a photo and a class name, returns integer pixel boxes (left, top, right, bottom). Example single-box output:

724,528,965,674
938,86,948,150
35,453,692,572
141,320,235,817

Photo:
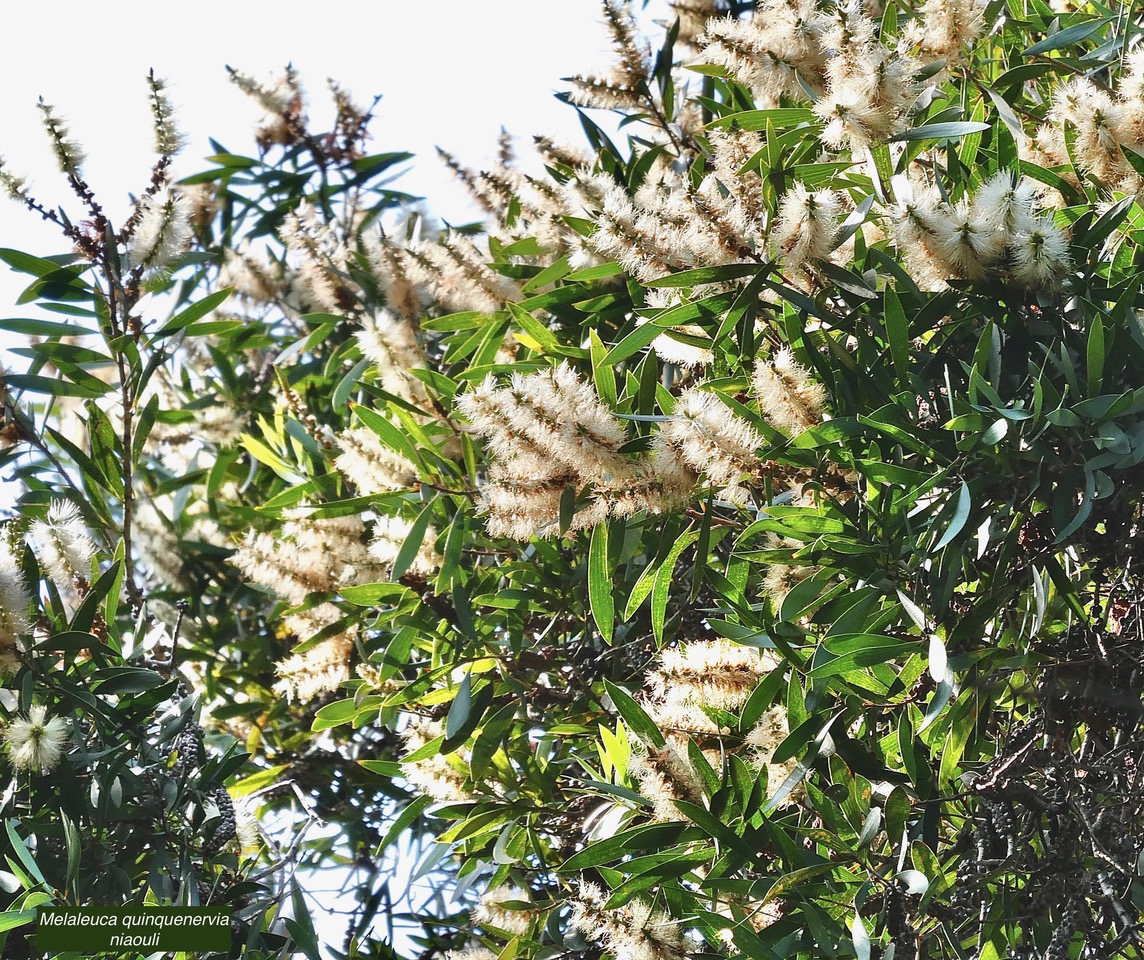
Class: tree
2,1,1144,958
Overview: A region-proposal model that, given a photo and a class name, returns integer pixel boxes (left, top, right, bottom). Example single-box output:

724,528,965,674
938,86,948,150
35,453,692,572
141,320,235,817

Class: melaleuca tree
5,1,1144,958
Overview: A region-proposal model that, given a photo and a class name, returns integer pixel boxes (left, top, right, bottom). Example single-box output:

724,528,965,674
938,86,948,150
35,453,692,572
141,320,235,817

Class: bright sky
0,1,670,954
0,1,669,297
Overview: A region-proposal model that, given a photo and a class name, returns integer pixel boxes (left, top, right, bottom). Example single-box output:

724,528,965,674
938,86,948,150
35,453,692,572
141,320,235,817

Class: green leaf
376,795,432,857
891,121,991,142
1022,17,1105,55
604,680,665,748
589,523,614,643
1087,312,1105,398
3,374,107,399
312,698,357,732
471,702,518,780
4,823,44,886
673,800,757,862
652,529,700,643
445,672,472,741
933,481,972,551
391,500,437,580
883,287,909,383
851,910,871,960
644,263,760,288
152,288,234,338
706,107,817,130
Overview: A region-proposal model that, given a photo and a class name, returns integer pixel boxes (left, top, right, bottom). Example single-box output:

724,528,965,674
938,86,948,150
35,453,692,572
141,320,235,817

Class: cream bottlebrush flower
334,426,417,495
400,715,472,803
146,72,186,156
274,633,353,703
355,310,431,407
476,886,535,936
762,534,819,600
364,232,425,322
37,100,85,176
910,0,985,63
0,156,32,205
477,465,574,541
669,0,729,49
444,949,497,960
589,186,683,282
659,388,764,494
1050,79,1131,186
369,515,442,577
228,66,306,148
232,795,264,856
698,4,829,102
752,346,828,435
627,738,707,821
27,500,97,589
746,705,804,802
973,171,1039,233
219,243,286,302
770,184,842,270
406,231,516,314
930,198,1005,279
280,202,354,313
0,540,32,647
708,127,766,220
0,647,21,680
232,510,381,608
571,880,686,960
1009,216,1072,290
126,186,192,272
5,705,69,774
1120,47,1144,103
649,640,781,713
458,364,629,480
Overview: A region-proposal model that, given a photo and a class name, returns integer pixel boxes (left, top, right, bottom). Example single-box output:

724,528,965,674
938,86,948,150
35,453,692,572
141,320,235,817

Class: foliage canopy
3,2,1144,959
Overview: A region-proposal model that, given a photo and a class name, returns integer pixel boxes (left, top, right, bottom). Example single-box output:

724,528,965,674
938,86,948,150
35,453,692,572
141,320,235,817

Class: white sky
0,1,669,301
0,1,670,954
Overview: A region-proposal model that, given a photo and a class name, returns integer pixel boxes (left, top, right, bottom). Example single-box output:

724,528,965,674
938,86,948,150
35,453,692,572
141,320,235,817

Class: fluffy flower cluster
658,388,764,502
888,171,1072,290
27,500,97,593
700,0,924,149
770,184,844,271
405,231,517,314
230,509,389,701
355,310,431,408
400,714,472,803
753,346,828,435
627,739,708,821
1024,57,1144,197
5,705,69,774
586,175,761,282
648,640,781,718
369,515,442,578
475,886,536,936
127,186,192,272
280,201,355,314
567,0,652,112
228,65,306,149
457,364,694,539
334,426,418,496
0,538,31,658
570,881,686,960
625,639,801,819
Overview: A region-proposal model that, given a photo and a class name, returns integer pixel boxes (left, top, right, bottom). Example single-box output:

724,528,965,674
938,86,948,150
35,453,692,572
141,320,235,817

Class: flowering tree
3,1,1144,958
